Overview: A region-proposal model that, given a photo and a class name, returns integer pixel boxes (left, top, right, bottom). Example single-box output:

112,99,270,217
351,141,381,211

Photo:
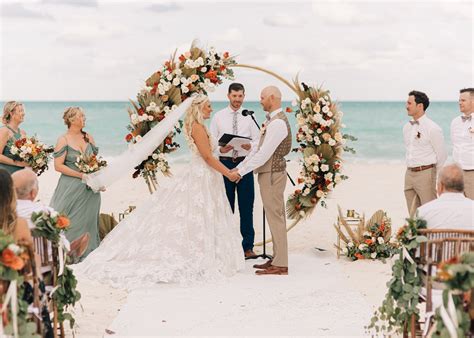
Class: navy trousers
220,158,255,252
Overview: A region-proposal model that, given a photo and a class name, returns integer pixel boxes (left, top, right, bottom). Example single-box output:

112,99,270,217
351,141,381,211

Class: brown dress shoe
253,259,273,269
255,265,288,275
244,249,257,258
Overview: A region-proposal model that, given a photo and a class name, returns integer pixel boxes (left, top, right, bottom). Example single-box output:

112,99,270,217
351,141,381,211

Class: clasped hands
227,169,241,183
219,143,251,153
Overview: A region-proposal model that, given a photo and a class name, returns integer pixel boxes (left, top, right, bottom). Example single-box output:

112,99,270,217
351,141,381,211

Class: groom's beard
230,101,243,111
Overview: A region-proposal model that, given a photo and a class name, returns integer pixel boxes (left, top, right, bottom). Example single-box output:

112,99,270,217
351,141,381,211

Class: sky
0,0,472,101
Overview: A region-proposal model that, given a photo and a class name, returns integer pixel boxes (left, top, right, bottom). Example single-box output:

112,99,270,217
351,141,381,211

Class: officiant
210,83,260,258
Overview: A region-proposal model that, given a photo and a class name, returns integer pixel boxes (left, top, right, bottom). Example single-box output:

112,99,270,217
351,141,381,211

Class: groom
235,86,291,275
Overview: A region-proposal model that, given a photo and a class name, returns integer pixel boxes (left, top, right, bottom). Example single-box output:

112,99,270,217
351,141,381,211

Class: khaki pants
463,170,474,199
258,171,288,267
404,167,437,216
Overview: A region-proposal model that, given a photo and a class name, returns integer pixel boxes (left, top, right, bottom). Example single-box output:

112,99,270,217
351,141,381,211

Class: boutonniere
469,127,474,134
415,131,421,139
260,124,267,136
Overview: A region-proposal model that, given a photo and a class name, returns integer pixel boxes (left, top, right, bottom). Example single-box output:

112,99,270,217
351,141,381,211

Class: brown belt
408,164,435,172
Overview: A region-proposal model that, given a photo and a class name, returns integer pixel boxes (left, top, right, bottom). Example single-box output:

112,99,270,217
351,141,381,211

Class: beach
35,160,408,336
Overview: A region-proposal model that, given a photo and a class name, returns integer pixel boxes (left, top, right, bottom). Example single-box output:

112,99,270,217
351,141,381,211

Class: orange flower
295,204,301,210
165,137,172,145
310,197,318,204
286,107,293,113
125,134,133,142
365,239,373,245
179,54,186,62
1,249,25,270
295,189,302,195
56,216,70,229
355,253,364,260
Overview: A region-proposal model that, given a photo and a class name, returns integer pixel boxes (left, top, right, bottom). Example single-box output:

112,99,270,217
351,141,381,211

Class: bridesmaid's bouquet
75,153,107,173
8,136,54,176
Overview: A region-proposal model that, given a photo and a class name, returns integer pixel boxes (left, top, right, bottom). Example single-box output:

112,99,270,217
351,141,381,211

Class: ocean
3,101,460,163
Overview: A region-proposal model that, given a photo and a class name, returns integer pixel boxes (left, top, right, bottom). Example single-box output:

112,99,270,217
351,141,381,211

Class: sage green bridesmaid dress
50,143,101,259
0,125,24,174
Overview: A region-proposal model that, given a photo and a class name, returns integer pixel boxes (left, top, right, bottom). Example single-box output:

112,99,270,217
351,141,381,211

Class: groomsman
403,90,447,216
210,83,260,258
451,88,474,199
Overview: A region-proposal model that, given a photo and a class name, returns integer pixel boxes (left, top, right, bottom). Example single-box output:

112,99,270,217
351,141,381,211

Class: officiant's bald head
260,86,282,113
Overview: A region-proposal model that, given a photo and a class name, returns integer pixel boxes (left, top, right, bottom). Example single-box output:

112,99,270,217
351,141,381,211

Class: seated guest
0,168,32,245
11,168,90,261
417,163,474,230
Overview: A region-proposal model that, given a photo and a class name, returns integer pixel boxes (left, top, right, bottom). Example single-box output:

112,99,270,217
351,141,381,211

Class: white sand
35,161,408,336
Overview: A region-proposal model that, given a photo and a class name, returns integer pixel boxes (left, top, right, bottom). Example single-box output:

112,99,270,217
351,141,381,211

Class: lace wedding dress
75,132,244,289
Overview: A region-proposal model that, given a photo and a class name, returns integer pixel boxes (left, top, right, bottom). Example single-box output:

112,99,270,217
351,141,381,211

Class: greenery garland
367,217,427,334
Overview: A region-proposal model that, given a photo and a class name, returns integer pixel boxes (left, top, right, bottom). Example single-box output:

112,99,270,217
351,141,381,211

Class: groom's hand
228,170,241,183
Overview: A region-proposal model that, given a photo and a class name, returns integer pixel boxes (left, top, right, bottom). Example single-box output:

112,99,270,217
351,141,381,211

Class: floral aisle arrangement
7,136,53,176
0,230,39,337
75,153,107,174
428,252,474,337
31,210,81,329
286,83,356,221
367,217,427,335
124,43,235,191
334,208,398,261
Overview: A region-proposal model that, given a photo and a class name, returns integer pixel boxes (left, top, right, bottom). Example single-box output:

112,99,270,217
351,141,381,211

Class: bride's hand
227,170,241,183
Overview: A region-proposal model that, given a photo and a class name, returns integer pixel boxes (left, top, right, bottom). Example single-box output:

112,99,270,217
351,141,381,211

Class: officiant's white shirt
417,192,474,230
237,108,288,177
403,114,447,168
210,106,260,158
451,115,474,170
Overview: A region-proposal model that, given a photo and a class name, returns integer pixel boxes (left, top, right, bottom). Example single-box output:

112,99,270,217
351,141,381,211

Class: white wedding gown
75,134,244,289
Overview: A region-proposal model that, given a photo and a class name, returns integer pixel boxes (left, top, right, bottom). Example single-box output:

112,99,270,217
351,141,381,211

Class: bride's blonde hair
183,94,210,140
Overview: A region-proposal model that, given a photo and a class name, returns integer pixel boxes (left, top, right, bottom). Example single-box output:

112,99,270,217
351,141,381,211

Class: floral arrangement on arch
124,42,236,191
7,136,53,176
286,84,356,220
334,208,398,261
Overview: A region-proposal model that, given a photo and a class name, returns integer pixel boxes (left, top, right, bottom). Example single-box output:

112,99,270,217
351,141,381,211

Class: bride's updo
184,94,209,139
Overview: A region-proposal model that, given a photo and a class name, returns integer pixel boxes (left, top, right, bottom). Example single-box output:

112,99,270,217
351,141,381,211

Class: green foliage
367,217,427,334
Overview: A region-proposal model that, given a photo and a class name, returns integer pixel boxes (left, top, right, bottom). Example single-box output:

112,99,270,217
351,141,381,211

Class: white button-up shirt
209,106,260,158
451,114,474,170
403,114,447,169
417,192,474,230
237,108,289,177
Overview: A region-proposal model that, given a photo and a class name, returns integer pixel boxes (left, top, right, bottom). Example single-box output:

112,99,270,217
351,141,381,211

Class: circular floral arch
125,42,354,237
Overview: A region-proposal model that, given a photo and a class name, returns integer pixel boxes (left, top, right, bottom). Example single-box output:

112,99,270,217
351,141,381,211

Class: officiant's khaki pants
258,171,288,267
404,167,437,217
463,170,474,199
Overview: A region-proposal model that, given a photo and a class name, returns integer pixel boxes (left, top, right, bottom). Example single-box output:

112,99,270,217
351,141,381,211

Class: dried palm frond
367,210,385,228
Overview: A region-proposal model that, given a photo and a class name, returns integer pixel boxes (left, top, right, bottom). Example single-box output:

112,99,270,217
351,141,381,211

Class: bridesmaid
0,101,29,174
50,107,101,259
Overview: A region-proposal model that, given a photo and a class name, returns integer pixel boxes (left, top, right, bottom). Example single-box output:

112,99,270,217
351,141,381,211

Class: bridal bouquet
124,42,236,191
8,136,54,176
75,153,107,173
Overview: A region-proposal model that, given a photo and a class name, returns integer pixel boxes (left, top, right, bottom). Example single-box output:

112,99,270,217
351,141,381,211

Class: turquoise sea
2,101,460,162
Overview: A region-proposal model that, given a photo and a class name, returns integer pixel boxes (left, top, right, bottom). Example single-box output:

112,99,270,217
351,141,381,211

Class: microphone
242,109,255,116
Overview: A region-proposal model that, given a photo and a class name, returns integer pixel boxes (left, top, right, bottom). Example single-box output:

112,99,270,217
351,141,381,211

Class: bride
76,94,244,289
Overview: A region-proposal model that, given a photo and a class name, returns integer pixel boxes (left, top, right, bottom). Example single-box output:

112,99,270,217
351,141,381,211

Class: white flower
316,128,322,134
358,244,367,250
312,166,319,172
299,210,305,217
158,88,166,95
36,158,43,164
347,241,354,248
174,68,182,76
342,247,348,255
51,211,59,218
320,164,329,172
389,237,398,244
148,115,154,121
324,172,333,180
371,252,377,259
334,132,343,142
314,137,321,145
152,153,159,160
181,85,189,94
303,188,310,196
313,104,321,113
322,105,329,113
200,67,207,72
363,231,370,237
135,135,142,142
328,139,336,146
316,190,324,197
334,174,342,183
10,146,18,154
327,183,334,190
8,243,21,254
327,111,333,118
166,74,173,81
172,77,181,86
377,237,385,244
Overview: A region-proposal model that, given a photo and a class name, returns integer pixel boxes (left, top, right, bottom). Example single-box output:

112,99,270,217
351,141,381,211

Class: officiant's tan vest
254,111,292,174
